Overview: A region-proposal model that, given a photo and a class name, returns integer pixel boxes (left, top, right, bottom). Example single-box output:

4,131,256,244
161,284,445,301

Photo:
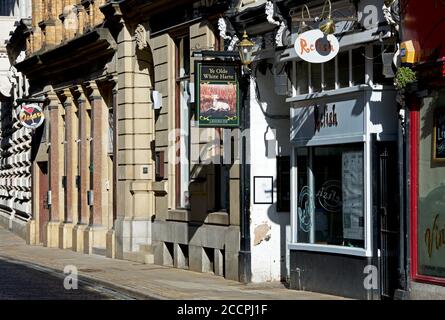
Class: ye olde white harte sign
295,29,339,63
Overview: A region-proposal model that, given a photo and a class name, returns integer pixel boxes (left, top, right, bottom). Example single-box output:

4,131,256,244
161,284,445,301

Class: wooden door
38,162,49,244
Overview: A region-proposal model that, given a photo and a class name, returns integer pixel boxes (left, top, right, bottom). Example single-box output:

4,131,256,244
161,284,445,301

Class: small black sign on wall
433,108,445,163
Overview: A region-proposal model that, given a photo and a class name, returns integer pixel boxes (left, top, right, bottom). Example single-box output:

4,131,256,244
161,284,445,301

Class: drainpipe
395,0,409,297
239,71,251,284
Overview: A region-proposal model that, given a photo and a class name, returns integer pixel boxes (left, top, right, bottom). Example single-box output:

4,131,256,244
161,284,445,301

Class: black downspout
397,103,409,297
395,0,410,298
239,71,251,284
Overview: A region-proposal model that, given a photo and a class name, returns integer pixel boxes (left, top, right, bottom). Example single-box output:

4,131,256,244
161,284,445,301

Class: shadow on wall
253,60,291,283
0,0,16,16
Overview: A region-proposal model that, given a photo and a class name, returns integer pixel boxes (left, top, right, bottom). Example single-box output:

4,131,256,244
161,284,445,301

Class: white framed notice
254,176,274,204
342,150,364,240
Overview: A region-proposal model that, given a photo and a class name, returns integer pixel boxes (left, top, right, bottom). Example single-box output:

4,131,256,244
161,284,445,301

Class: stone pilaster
44,91,64,248
72,87,90,253
114,24,155,259
106,80,118,259
76,4,85,36
57,89,78,249
83,81,108,251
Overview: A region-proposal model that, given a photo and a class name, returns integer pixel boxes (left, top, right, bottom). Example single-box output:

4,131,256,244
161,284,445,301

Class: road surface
0,258,133,300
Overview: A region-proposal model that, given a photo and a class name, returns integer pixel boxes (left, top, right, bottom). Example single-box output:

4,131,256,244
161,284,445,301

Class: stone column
106,80,118,259
72,87,90,253
114,24,155,260
58,89,78,249
76,5,85,36
31,0,43,53
44,91,65,248
84,81,109,253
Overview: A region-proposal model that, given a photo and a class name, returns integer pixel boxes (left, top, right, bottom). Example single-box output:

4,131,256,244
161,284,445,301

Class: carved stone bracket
265,1,289,47
217,17,239,51
135,24,148,51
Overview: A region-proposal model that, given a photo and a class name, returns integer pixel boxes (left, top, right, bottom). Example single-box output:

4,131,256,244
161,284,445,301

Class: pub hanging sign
18,102,45,130
196,61,240,128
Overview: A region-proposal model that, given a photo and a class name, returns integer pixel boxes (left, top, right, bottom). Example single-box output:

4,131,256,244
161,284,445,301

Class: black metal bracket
16,98,46,104
192,50,240,59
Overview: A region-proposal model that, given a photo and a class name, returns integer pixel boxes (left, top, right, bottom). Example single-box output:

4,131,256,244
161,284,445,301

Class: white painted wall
249,61,291,283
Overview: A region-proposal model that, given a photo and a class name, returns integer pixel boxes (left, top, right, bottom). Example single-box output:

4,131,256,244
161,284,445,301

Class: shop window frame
290,142,371,258
410,101,445,286
291,45,371,98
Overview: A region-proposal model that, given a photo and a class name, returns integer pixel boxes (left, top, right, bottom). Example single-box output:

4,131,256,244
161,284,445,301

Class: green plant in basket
394,66,417,90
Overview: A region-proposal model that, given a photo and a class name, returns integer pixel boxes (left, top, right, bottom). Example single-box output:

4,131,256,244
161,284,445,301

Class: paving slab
0,226,347,300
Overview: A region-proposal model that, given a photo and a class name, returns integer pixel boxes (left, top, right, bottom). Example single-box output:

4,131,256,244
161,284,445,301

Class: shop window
296,61,309,95
351,47,366,85
373,45,396,86
155,151,165,181
293,47,367,96
277,156,291,212
417,97,445,279
295,144,365,248
175,34,191,209
324,58,336,91
214,164,230,212
337,51,349,88
310,63,322,92
108,107,113,156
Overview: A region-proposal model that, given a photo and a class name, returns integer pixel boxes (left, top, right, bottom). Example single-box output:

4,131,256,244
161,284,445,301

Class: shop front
408,61,445,297
401,0,445,299
288,83,399,299
280,0,404,300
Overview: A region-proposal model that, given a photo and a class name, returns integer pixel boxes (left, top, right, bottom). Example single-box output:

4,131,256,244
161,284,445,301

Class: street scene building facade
0,0,32,239
400,0,445,299
0,0,444,300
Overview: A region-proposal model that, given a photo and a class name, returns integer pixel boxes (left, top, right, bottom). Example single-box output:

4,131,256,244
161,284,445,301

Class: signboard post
195,61,240,128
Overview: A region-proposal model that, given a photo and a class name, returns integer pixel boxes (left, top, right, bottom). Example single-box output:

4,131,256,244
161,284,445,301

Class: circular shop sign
19,103,45,130
316,180,342,213
294,29,339,64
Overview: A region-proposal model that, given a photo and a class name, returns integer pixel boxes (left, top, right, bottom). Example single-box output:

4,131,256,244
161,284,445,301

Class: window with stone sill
293,47,366,96
295,144,365,249
175,33,191,210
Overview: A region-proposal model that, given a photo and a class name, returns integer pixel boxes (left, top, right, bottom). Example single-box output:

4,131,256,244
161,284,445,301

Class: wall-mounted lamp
319,0,335,35
299,5,312,33
238,31,255,67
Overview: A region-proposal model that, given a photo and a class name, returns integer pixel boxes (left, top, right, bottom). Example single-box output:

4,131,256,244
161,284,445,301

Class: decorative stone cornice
71,86,87,104
100,0,124,22
15,28,117,82
58,89,74,108
46,90,60,110
85,81,101,101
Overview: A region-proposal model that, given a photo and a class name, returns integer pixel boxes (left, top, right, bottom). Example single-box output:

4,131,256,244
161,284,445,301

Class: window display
418,95,445,278
296,144,365,248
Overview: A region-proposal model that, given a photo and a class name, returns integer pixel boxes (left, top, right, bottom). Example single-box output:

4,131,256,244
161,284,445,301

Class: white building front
0,0,32,238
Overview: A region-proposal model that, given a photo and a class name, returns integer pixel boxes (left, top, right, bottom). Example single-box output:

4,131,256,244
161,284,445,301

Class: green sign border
195,61,241,128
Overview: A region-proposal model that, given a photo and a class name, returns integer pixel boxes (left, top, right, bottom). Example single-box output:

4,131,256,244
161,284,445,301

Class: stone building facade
0,0,32,238
101,0,243,279
9,0,255,282
15,0,116,254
